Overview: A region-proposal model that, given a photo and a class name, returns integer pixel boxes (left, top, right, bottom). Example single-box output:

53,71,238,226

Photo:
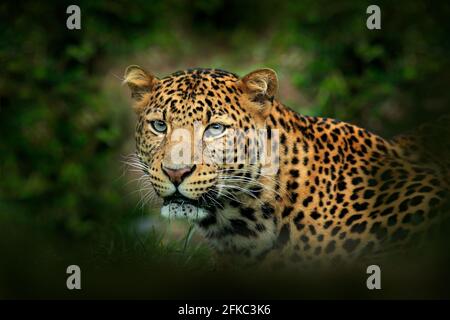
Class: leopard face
125,67,277,221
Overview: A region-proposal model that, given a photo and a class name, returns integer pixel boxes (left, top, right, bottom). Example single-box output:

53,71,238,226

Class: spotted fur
124,66,449,265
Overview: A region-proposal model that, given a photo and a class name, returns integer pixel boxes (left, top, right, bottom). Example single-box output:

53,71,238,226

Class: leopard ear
123,65,158,113
239,68,278,116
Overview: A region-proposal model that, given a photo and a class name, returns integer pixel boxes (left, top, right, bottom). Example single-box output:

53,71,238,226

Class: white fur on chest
197,204,278,257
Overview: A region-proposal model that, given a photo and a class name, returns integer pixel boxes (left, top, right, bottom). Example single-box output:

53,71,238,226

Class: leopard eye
149,120,167,134
204,123,226,139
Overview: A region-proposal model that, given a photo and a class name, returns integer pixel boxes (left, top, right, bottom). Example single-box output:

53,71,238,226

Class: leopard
123,66,449,266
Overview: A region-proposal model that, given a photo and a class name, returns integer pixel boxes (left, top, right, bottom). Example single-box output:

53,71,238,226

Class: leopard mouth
163,192,200,207
160,192,210,220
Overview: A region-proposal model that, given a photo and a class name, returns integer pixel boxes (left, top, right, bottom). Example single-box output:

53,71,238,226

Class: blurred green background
1,0,450,299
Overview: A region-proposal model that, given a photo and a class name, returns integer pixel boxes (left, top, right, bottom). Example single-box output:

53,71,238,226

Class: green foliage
0,1,172,236
279,0,450,133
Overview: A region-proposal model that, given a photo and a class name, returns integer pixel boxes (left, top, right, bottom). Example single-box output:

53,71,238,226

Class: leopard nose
162,164,196,186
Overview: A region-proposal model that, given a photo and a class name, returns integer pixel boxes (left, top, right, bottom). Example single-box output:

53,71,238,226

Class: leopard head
124,66,279,221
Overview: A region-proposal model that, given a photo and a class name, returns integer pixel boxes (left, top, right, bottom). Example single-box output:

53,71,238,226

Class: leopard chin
160,196,210,220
